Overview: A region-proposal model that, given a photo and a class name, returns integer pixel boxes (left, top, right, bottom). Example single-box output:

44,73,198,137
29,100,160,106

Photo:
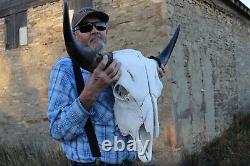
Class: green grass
181,112,250,166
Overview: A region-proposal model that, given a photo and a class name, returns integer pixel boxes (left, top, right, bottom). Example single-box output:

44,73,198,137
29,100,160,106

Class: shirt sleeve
47,61,93,141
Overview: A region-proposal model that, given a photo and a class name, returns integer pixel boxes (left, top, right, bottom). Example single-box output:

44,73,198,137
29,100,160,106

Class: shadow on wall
0,1,68,156
0,29,67,164
180,112,250,166
0,1,66,145
0,48,52,144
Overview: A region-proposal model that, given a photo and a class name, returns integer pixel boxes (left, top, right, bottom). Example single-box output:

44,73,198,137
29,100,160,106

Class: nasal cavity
114,84,129,101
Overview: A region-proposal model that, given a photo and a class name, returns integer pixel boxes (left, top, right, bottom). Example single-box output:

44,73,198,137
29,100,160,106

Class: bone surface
112,49,163,162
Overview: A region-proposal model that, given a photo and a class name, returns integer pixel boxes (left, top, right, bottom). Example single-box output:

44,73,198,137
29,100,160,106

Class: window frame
5,10,27,49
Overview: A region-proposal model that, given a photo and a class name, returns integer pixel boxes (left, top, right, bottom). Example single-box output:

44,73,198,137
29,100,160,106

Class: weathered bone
112,49,163,162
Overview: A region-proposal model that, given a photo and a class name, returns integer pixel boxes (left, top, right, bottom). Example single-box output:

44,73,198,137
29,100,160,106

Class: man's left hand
157,64,165,78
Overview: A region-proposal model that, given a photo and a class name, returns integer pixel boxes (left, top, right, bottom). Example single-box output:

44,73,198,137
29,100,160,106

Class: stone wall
0,1,65,144
96,0,250,164
0,0,249,165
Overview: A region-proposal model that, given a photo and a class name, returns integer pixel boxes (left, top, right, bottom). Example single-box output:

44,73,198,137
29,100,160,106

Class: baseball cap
71,7,109,30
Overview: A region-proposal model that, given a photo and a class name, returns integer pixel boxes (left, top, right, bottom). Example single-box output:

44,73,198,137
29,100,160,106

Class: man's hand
157,64,165,78
80,55,121,109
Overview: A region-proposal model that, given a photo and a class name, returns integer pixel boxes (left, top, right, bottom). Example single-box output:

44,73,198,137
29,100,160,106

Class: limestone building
0,0,249,164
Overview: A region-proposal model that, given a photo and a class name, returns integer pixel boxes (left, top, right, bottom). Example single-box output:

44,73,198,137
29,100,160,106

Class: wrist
79,89,98,110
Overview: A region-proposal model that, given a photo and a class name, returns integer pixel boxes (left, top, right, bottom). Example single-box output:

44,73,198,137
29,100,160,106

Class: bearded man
48,7,165,166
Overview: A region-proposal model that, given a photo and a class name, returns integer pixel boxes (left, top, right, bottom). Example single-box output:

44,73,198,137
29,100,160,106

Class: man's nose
91,26,98,33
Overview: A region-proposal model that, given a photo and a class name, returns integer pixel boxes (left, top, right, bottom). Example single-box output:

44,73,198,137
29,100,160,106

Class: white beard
112,49,163,162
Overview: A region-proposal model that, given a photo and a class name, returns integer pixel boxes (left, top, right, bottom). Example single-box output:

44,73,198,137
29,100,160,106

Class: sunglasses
74,21,107,33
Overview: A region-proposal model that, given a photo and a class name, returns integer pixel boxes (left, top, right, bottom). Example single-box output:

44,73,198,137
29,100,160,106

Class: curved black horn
63,1,104,72
149,25,180,67
158,25,180,66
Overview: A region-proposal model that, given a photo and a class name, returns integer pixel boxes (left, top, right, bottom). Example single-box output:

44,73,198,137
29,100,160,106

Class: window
19,26,28,46
5,10,27,49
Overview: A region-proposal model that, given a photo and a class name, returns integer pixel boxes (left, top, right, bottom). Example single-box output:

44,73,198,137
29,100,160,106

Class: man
48,7,165,166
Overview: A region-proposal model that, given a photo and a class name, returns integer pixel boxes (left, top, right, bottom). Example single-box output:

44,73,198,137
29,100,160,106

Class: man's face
74,16,107,53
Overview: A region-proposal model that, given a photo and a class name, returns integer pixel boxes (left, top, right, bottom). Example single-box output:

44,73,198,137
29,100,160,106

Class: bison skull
113,49,163,162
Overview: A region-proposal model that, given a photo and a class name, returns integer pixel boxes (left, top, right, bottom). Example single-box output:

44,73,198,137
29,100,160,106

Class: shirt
47,57,137,164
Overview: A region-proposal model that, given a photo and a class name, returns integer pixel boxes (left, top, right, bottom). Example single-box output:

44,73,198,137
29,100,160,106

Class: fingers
103,58,120,82
105,59,118,74
92,56,120,84
95,55,120,78
158,64,165,78
161,64,165,73
96,55,109,71
158,69,163,78
106,60,121,78
111,69,121,82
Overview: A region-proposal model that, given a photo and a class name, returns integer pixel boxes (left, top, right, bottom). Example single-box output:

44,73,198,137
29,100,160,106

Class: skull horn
63,1,111,72
149,25,180,66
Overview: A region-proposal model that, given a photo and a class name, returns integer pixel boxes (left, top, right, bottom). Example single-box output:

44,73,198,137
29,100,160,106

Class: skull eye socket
114,84,130,101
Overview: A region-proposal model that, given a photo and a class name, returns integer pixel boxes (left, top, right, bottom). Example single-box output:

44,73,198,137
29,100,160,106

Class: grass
181,112,250,166
0,112,249,166
0,140,70,166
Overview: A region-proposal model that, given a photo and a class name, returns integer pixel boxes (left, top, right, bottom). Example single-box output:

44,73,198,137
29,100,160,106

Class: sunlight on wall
0,53,10,98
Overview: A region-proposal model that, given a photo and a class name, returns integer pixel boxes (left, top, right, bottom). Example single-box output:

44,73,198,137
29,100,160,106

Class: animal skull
63,2,180,162
113,49,163,162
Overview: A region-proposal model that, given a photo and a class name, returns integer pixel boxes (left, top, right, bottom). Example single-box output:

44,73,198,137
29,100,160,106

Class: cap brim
75,11,109,27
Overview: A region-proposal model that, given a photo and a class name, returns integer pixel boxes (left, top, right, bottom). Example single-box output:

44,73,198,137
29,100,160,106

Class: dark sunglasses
74,21,107,33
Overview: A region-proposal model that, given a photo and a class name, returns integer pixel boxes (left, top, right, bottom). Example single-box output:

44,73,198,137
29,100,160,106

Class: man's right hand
79,55,121,109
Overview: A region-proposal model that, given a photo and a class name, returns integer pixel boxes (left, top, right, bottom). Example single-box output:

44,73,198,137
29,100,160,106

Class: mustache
89,32,105,41
88,32,107,52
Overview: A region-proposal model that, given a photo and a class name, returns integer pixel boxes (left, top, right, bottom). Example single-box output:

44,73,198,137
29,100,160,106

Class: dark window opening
5,10,27,49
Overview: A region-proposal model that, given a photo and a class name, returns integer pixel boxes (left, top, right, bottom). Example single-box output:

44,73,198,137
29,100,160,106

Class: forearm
79,88,98,110
78,56,120,110
48,61,94,141
48,97,93,141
